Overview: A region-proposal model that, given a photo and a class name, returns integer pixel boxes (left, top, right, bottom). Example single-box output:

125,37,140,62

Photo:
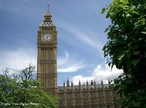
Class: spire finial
44,4,51,16
47,4,49,9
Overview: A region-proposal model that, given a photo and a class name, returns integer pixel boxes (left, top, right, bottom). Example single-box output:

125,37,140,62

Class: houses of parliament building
37,5,119,108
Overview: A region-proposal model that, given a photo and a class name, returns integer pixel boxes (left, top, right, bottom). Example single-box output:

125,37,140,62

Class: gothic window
82,92,86,97
90,92,94,97
74,93,77,98
98,98,102,104
75,100,79,105
98,92,101,96
83,99,87,105
106,98,110,103
74,93,79,98
90,99,94,104
66,94,71,98
67,100,71,106
105,91,109,95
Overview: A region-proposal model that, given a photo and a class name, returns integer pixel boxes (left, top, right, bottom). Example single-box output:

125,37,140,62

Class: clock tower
37,5,57,95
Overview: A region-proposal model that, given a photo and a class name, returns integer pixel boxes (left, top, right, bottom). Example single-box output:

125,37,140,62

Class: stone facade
37,5,119,108
57,80,118,108
37,5,57,95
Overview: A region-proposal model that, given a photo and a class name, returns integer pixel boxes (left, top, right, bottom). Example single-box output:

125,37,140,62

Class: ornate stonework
37,5,57,95
37,5,119,108
57,80,119,108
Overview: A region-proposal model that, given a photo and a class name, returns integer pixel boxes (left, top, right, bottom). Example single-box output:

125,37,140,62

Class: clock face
42,34,52,42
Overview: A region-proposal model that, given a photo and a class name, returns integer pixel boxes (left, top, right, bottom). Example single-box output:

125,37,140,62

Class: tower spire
40,4,54,27
44,4,51,16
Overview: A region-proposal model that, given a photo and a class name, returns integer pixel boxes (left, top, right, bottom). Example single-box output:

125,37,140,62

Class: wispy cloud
0,47,37,74
57,51,86,72
57,51,69,66
57,21,103,51
75,32,98,49
71,64,123,85
0,47,86,74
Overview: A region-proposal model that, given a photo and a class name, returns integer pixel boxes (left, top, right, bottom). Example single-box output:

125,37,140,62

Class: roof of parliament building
58,80,110,90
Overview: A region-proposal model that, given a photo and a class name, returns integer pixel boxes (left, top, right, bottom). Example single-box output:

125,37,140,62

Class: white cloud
57,51,86,72
71,75,93,85
0,47,37,74
71,64,123,85
93,64,123,83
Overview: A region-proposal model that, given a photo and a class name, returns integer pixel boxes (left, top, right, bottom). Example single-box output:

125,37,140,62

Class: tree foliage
102,0,146,107
0,65,58,108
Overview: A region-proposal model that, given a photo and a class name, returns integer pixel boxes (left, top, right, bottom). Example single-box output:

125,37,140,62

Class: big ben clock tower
37,5,57,95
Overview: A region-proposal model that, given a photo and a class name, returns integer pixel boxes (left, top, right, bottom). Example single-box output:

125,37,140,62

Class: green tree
102,0,146,108
0,65,58,108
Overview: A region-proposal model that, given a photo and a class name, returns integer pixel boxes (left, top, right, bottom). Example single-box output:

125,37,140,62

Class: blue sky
0,0,122,86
